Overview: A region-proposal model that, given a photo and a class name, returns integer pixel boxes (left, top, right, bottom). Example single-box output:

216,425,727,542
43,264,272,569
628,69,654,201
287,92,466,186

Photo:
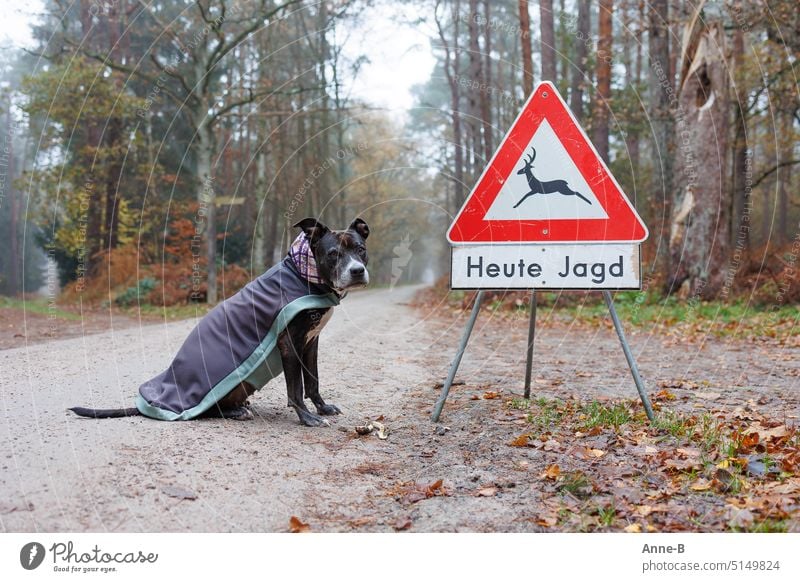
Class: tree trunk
777,110,792,242
668,21,730,298
629,0,643,176
104,1,123,253
558,0,568,82
481,0,493,159
730,27,750,252
467,0,483,173
253,135,267,273
80,0,103,278
621,0,634,173
518,0,534,96
648,0,673,277
104,118,122,252
197,120,217,304
592,0,613,162
569,0,591,121
436,0,465,210
539,0,557,81
6,100,19,295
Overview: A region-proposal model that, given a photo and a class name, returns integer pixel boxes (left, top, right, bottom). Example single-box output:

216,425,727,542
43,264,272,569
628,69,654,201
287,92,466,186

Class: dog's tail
69,406,142,419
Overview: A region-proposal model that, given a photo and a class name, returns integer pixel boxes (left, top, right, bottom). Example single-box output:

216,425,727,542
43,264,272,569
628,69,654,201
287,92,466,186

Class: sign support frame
431,290,655,423
523,290,537,399
431,290,485,422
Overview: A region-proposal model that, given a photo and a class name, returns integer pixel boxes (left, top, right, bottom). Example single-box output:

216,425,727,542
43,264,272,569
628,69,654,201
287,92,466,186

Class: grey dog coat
136,255,339,420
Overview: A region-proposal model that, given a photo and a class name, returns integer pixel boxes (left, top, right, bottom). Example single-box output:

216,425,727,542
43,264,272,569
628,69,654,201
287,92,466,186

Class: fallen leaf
393,516,412,531
543,439,561,452
161,486,197,500
542,464,560,480
483,391,501,400
741,432,760,449
713,468,737,493
724,506,754,528
761,425,791,441
635,504,668,517
477,487,498,497
695,391,721,400
664,457,702,473
583,448,606,459
654,389,676,401
289,516,310,533
624,523,642,533
394,479,448,505
535,515,558,527
731,407,758,421
690,478,713,491
510,434,530,447
348,516,375,528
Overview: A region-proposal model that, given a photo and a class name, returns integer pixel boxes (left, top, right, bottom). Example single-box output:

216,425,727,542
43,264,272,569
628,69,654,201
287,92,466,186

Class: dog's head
293,217,370,292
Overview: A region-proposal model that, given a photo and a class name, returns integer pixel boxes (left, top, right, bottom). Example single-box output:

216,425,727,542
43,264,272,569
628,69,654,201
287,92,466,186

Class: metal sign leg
602,290,655,422
523,290,537,399
432,291,485,422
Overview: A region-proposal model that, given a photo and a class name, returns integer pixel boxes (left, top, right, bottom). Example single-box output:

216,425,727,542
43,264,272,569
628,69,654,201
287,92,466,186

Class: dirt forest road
2,286,799,532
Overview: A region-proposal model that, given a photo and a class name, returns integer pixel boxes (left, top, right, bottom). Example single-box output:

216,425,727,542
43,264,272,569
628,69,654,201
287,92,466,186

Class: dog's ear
293,218,330,245
348,218,370,240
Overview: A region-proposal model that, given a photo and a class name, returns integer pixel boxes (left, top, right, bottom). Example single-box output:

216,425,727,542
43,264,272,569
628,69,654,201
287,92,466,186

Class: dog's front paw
316,403,342,416
297,409,330,427
222,406,254,421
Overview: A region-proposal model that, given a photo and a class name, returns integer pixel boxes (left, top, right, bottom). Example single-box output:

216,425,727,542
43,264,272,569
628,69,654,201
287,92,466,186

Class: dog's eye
328,249,340,258
357,247,366,257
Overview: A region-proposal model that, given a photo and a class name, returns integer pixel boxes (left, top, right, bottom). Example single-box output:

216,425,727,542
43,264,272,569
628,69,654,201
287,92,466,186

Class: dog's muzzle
334,258,369,290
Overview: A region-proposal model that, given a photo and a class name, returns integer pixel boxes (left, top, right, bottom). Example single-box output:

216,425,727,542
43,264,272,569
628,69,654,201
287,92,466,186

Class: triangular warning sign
447,82,648,244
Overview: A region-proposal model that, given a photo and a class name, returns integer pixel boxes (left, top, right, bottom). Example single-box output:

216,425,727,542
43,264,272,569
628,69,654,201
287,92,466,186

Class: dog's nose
350,265,365,277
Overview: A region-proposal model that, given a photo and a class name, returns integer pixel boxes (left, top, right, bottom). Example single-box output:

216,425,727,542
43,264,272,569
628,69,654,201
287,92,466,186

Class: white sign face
451,244,641,289
483,120,609,221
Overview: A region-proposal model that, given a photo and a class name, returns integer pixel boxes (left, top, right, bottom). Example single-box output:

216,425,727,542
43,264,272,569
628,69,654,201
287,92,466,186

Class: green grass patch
561,292,800,338
652,410,695,438
597,504,617,527
525,397,565,434
508,397,531,411
125,303,212,320
558,471,593,499
0,296,82,321
502,289,799,339
735,519,789,533
578,401,633,430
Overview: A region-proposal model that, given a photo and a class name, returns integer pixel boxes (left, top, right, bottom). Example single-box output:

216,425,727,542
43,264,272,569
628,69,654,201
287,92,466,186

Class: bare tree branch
751,159,800,190
149,53,197,103
205,0,305,80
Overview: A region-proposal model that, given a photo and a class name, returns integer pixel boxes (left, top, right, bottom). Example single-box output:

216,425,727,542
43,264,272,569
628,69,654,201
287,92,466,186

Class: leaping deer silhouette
513,147,593,208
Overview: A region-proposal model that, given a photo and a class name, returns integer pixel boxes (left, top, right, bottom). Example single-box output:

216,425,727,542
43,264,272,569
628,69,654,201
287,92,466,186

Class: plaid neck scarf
288,232,323,285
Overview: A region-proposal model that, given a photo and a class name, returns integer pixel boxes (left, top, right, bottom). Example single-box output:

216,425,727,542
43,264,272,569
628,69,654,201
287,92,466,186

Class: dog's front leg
278,327,329,427
302,337,341,416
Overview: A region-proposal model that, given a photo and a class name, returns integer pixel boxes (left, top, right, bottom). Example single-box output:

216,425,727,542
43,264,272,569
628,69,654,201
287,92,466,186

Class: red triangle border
447,82,649,244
